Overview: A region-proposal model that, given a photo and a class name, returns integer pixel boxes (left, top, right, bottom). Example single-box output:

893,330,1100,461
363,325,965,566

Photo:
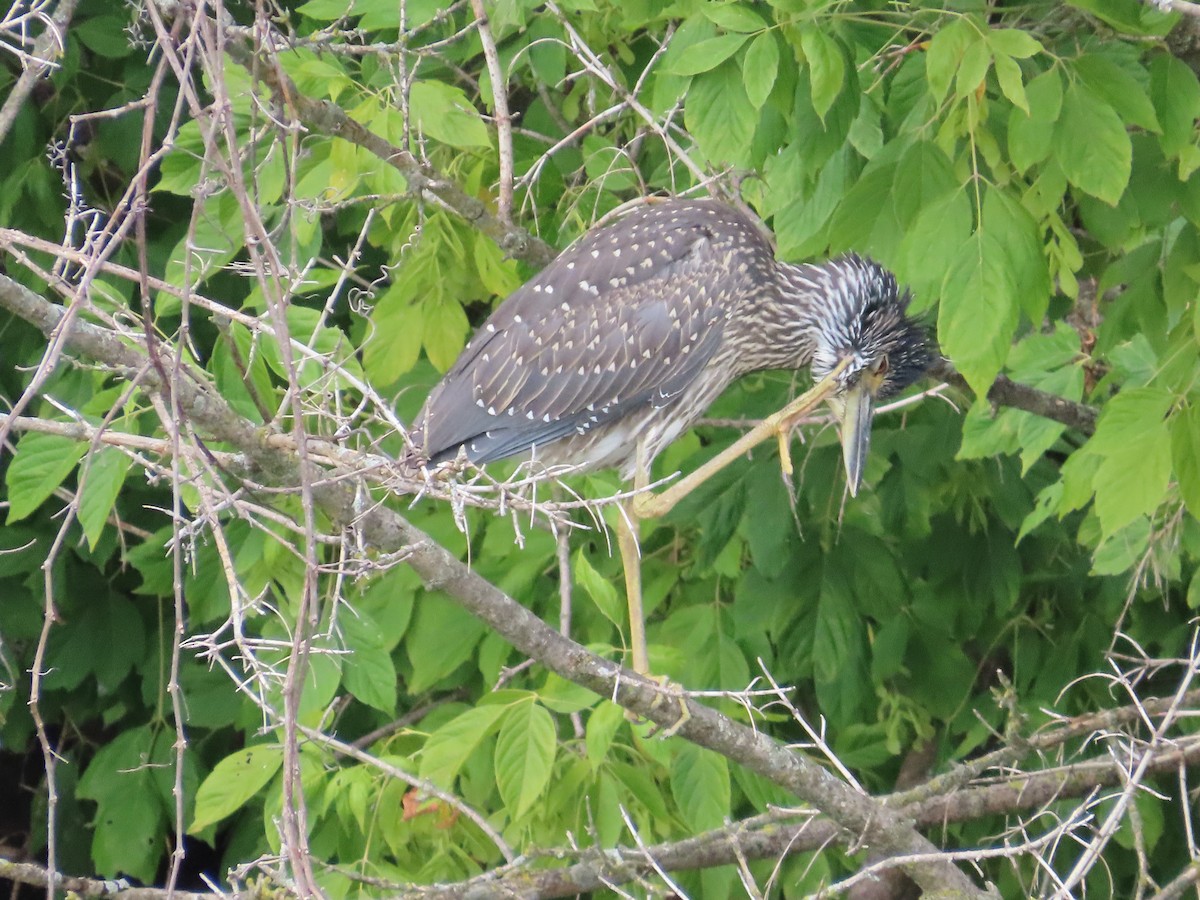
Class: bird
409,198,929,676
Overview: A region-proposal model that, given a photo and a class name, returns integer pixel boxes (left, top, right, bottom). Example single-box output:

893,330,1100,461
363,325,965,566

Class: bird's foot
775,427,794,476
625,673,691,738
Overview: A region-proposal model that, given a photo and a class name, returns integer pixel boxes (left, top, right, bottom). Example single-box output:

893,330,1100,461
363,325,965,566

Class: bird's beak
828,367,886,497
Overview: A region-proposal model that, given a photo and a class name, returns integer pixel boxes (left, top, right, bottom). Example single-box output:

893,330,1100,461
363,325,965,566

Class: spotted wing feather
414,203,744,465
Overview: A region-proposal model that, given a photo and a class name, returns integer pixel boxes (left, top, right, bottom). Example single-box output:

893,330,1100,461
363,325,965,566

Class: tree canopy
1,0,1199,897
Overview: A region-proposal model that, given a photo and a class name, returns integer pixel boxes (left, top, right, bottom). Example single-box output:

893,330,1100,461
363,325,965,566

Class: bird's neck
729,260,832,373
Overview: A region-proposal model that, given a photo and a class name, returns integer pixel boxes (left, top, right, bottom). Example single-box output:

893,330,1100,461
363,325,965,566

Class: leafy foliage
1,0,1199,896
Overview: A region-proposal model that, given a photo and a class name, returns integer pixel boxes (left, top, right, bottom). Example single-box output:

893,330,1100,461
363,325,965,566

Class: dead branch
0,271,992,898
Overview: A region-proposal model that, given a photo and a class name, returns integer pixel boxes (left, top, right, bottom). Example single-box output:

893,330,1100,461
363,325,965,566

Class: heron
410,199,929,677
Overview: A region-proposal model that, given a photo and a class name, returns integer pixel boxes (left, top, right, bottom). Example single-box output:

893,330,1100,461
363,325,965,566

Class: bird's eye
871,356,889,378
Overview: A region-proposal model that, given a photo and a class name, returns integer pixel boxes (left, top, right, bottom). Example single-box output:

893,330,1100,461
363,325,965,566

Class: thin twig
468,0,514,223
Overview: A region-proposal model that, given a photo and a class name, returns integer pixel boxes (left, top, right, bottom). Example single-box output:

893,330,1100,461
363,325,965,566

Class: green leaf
1018,482,1063,542
955,34,991,99
48,593,145,693
773,146,851,259
924,19,975,104
1008,68,1062,173
743,463,794,578
77,447,133,550
1066,0,1177,36
78,726,168,881
291,56,355,102
422,296,470,372
529,20,567,85
667,33,750,76
871,617,910,681
0,525,44,578
813,565,868,720
190,744,283,832
685,61,758,166
742,32,780,109
987,188,1052,321
1090,388,1174,536
1053,82,1132,205
907,633,974,720
585,700,626,770
1171,403,1200,518
826,151,901,257
5,430,86,522
789,65,860,176
799,28,844,122
75,15,134,58
958,400,1021,460
670,743,730,831
1073,54,1160,133
1091,517,1152,575
993,54,1028,114
1091,387,1174,453
340,608,397,714
364,285,424,386
896,189,972,308
419,702,510,788
1151,55,1200,160
1164,225,1200,325
848,94,884,159
159,193,244,309
654,17,716,111
574,549,624,627
987,28,1043,59
938,192,1023,396
893,140,959,227
702,5,767,31
409,81,491,149
406,593,487,693
494,701,557,818
78,726,154,804
537,672,600,713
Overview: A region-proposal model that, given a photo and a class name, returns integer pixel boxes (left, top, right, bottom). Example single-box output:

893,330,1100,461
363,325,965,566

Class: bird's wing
414,203,754,464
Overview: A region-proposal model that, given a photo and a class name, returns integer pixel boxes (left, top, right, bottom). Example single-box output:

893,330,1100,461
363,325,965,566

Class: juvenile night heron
411,199,928,675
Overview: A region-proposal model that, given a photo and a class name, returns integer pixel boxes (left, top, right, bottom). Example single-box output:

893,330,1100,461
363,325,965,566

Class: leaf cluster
1,0,1199,896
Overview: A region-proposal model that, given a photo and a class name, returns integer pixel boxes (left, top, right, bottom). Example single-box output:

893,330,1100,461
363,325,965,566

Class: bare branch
928,357,1098,435
0,0,81,143
468,0,514,223
0,272,992,899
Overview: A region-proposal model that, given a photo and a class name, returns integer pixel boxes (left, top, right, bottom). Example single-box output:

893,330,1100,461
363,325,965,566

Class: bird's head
804,255,929,496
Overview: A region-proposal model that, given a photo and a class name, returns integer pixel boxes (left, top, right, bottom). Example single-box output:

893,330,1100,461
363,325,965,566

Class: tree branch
0,272,992,898
3,732,1195,899
928,357,1098,435
0,0,81,144
467,0,515,223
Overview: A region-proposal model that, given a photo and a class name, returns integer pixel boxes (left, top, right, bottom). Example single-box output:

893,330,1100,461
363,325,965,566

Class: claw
626,674,691,738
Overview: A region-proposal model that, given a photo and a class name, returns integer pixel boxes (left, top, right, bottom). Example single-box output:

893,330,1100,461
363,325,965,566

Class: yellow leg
615,442,692,736
611,362,854,736
616,499,649,675
633,357,853,520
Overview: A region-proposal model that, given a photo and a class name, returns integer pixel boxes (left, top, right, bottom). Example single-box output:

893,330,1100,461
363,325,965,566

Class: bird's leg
616,441,690,737
634,357,853,520
616,496,649,676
